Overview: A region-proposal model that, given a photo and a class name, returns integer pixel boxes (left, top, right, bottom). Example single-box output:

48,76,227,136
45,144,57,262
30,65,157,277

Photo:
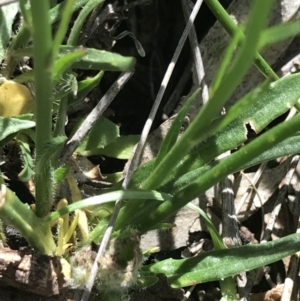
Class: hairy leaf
0,115,35,142
143,233,300,288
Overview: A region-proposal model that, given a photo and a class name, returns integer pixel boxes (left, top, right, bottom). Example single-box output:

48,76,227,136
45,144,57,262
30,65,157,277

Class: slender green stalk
210,29,242,95
259,18,300,49
204,0,278,81
30,0,54,217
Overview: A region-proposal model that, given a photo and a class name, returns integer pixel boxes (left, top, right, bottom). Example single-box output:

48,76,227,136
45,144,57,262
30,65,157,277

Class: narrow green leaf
210,27,242,95
161,164,210,194
53,50,87,84
47,189,171,221
204,0,278,81
143,233,300,288
17,134,35,182
154,89,199,168
259,18,300,49
187,203,225,250
162,135,300,196
52,0,75,58
12,46,136,72
59,46,136,71
244,135,300,168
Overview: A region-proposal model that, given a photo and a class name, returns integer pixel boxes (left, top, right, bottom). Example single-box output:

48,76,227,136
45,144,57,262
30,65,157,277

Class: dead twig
180,0,209,104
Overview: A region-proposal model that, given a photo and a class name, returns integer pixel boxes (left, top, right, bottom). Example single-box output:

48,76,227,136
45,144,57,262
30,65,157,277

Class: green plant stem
0,185,56,255
30,0,54,217
125,112,300,234
259,18,300,49
210,28,242,95
204,0,278,81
